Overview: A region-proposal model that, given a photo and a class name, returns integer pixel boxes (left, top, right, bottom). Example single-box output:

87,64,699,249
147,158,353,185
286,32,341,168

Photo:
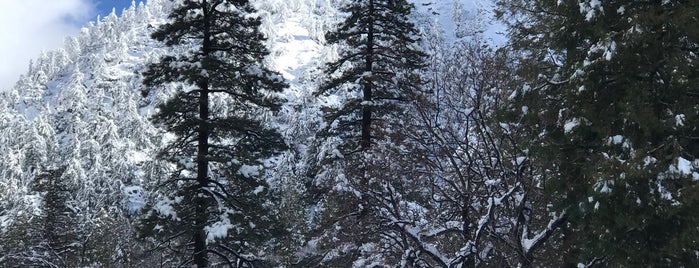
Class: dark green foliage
139,0,287,266
308,0,431,266
0,168,90,267
498,0,699,266
317,0,427,152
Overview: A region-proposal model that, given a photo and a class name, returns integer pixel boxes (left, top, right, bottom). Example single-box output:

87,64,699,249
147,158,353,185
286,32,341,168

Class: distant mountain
0,0,496,212
2,0,692,267
0,0,496,266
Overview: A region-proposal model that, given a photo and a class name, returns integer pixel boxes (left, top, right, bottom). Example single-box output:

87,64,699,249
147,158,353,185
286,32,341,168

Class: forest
0,0,697,267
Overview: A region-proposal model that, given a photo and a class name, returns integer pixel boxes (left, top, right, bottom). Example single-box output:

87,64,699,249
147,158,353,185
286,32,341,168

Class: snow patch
672,157,699,180
516,156,527,165
154,197,179,221
594,180,613,193
563,118,580,134
0,215,10,230
579,0,603,21
269,16,320,82
24,194,43,215
675,114,685,127
617,6,625,14
238,164,261,178
205,216,233,243
608,135,624,145
521,211,567,253
129,150,148,163
643,156,657,167
253,185,265,195
122,185,145,213
676,157,693,175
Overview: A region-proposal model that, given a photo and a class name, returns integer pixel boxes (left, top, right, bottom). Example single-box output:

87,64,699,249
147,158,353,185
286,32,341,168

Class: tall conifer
318,0,426,153
140,0,287,266
311,0,429,265
498,0,699,265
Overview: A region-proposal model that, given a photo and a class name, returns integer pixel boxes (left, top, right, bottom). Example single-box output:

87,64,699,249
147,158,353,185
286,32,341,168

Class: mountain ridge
0,0,498,265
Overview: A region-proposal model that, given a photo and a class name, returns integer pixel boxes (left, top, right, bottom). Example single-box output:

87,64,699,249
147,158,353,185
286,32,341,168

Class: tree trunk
194,1,211,267
361,0,374,151
194,79,210,268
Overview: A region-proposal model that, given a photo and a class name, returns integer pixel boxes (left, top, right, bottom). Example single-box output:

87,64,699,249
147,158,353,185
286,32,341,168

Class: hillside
2,0,697,267
0,0,502,266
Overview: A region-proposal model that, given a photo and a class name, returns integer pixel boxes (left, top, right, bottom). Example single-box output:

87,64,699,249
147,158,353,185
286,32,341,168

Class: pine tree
498,0,699,266
0,167,81,267
311,0,429,265
317,0,426,152
35,167,81,266
140,0,287,267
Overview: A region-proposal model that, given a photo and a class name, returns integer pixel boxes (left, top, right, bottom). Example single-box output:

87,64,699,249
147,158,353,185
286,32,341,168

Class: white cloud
0,0,94,91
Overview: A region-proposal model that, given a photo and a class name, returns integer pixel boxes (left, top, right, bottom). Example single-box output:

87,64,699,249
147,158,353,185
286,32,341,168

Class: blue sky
0,0,148,91
93,0,143,20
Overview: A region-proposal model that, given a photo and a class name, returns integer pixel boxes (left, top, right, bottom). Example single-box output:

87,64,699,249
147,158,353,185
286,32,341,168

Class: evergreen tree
317,0,426,152
0,167,82,267
140,0,287,267
498,0,699,266
311,0,428,265
35,167,81,266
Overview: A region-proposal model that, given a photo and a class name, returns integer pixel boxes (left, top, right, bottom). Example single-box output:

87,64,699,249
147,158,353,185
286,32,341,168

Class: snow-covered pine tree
33,167,81,266
310,0,429,265
498,0,699,266
318,0,426,152
0,167,77,267
139,0,287,266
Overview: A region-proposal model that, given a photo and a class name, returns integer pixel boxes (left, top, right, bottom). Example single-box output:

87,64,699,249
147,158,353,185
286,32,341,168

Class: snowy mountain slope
0,0,173,225
2,1,694,267
0,0,494,247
